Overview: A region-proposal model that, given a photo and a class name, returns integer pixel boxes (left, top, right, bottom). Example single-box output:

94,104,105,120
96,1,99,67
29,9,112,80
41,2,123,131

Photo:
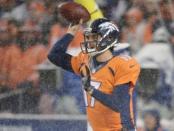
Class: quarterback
48,18,140,131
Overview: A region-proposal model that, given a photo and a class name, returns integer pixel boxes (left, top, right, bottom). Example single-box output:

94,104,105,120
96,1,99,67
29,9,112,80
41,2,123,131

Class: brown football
58,2,90,24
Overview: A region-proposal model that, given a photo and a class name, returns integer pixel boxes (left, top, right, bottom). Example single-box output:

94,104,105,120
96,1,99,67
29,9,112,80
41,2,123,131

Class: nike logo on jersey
129,64,136,68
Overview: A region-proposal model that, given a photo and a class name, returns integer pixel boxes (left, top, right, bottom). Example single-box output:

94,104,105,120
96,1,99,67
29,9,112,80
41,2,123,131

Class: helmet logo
98,22,119,39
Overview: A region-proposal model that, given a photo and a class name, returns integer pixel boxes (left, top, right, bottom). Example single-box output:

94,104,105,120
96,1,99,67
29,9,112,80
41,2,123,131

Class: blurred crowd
0,0,85,114
0,0,174,129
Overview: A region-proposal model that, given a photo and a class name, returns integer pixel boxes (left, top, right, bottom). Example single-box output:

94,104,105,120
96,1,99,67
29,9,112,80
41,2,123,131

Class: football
58,2,90,24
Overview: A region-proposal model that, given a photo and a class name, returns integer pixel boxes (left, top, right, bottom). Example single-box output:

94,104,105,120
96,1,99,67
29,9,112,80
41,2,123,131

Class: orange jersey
71,52,140,131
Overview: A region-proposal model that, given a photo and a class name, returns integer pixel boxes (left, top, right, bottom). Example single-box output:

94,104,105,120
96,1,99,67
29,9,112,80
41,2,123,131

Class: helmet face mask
81,18,119,56
81,30,100,55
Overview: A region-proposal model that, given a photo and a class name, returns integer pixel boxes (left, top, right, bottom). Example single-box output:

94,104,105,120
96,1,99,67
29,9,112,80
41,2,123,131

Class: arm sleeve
47,33,74,72
91,83,135,129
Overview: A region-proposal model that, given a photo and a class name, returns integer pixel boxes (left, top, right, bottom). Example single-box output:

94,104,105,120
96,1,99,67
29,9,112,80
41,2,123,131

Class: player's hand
67,19,83,36
80,64,94,94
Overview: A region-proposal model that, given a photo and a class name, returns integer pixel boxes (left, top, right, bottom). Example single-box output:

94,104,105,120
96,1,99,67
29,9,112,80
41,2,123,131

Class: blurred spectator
143,11,158,44
151,0,174,34
121,7,145,54
18,19,43,49
138,109,168,131
7,19,20,42
0,19,21,88
143,0,158,19
0,0,29,22
17,19,48,87
135,27,174,108
0,0,16,16
142,0,159,44
28,0,55,38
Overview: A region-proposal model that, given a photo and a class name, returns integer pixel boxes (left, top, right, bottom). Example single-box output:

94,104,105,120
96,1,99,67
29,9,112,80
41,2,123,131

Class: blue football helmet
81,18,120,56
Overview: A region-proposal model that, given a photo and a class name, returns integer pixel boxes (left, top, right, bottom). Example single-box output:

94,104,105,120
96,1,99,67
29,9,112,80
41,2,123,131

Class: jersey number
83,81,101,107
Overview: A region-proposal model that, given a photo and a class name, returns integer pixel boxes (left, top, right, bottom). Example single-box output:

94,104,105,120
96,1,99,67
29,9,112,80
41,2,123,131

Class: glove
80,64,94,94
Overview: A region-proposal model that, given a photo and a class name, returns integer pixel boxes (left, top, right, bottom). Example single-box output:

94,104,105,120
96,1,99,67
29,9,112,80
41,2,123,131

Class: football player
48,18,140,131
